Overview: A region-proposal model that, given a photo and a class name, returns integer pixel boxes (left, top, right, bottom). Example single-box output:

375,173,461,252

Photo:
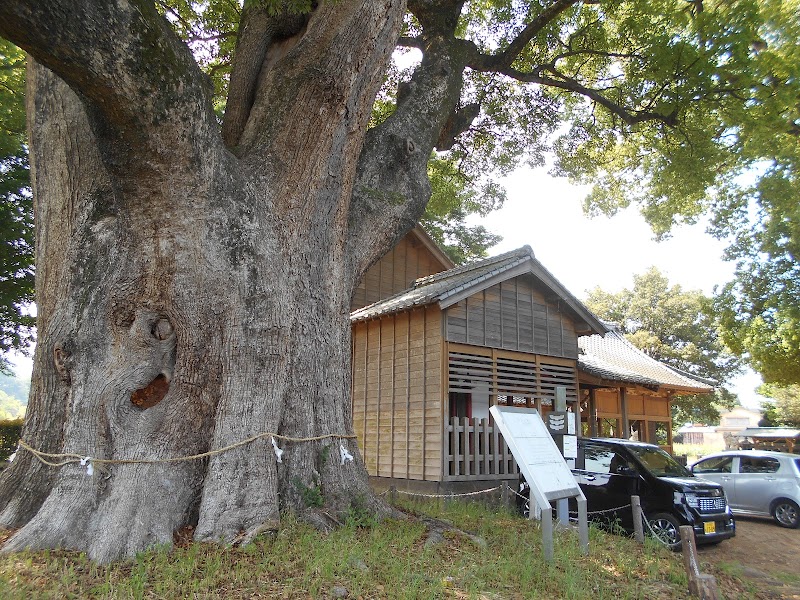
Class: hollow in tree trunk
0,0,467,562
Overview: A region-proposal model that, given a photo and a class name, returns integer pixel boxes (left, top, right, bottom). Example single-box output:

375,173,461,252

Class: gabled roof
351,246,607,335
409,225,456,271
578,327,714,394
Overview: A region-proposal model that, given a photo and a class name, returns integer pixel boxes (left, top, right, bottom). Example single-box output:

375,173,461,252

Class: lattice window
448,351,492,394
496,356,537,396
539,360,577,407
448,348,576,409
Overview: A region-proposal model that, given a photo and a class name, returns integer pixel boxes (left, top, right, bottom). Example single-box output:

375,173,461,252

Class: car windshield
627,445,692,477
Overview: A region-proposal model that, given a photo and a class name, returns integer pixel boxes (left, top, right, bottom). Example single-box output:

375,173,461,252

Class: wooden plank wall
351,306,443,481
351,234,449,312
444,275,578,359
597,389,671,420
594,388,621,415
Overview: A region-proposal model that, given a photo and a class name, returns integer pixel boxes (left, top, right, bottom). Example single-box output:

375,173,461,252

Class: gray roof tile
578,328,713,392
351,247,533,321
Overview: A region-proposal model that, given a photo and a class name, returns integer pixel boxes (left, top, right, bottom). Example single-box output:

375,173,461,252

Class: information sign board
489,405,580,499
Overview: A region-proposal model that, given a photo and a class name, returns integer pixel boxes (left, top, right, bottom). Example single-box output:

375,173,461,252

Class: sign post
546,387,578,526
490,405,589,560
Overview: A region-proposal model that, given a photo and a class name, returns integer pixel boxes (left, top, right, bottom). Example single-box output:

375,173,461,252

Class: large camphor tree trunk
0,0,468,562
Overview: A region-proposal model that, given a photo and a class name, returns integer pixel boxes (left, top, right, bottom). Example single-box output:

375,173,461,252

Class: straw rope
16,431,357,468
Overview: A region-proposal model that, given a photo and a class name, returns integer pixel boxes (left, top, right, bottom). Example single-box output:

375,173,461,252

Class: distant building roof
350,246,607,336
677,424,718,434
578,327,714,394
737,427,800,439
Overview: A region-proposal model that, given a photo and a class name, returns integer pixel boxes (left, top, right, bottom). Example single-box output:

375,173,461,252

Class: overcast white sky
471,165,766,411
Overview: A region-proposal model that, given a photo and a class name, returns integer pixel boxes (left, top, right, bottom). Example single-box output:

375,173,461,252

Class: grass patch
0,499,754,599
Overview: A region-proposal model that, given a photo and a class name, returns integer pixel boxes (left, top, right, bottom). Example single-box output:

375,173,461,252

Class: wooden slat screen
448,351,493,393
447,349,575,403
539,359,578,405
496,356,537,397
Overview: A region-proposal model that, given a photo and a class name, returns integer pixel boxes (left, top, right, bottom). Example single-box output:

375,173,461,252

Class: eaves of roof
578,354,663,389
737,427,800,439
577,329,714,394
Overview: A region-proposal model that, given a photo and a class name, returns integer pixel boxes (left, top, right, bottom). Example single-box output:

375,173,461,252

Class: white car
690,450,800,528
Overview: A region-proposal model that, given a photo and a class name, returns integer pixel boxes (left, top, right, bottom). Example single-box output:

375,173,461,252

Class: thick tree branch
221,3,310,150
469,0,580,72
347,1,469,279
397,36,425,50
500,66,678,127
0,0,217,180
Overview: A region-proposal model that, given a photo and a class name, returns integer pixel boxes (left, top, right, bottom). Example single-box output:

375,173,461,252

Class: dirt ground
696,515,800,599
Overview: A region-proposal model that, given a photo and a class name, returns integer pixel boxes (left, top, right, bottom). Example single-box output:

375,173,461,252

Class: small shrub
0,418,23,463
293,477,324,508
345,495,377,528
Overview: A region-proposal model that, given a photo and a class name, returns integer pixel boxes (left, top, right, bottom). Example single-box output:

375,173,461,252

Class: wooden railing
444,417,518,481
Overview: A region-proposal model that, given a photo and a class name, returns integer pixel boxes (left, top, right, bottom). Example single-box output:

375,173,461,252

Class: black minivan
518,437,736,548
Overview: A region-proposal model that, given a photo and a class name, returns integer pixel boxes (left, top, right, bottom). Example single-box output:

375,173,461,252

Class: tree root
231,518,280,546
419,515,487,549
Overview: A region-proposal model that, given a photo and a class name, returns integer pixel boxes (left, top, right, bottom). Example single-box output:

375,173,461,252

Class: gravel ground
697,515,800,599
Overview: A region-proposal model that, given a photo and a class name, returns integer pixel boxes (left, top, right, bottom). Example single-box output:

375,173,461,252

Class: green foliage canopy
4,0,800,356
154,0,800,274
758,383,800,427
537,0,800,386
0,39,34,374
584,267,742,426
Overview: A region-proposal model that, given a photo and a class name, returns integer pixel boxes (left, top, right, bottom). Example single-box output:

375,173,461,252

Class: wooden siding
351,306,443,481
584,387,673,451
351,234,449,311
594,389,671,419
595,389,621,415
444,275,578,359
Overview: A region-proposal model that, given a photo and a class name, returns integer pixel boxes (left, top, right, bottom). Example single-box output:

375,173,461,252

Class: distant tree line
583,267,742,427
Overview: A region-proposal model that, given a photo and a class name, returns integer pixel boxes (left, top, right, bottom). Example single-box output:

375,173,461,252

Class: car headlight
675,491,699,508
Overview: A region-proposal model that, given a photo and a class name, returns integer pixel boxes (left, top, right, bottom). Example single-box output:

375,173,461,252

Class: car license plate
704,521,716,535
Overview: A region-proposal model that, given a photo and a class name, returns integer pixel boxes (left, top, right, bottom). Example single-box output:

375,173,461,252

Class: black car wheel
648,513,682,550
771,499,800,529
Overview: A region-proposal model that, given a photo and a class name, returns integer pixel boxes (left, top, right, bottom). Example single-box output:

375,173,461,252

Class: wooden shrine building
577,326,714,455
350,244,606,490
350,229,715,491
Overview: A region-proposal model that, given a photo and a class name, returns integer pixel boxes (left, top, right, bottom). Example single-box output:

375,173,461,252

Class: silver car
690,450,800,528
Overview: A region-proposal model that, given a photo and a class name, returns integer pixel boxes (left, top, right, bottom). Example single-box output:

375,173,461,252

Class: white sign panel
490,405,580,500
562,435,578,459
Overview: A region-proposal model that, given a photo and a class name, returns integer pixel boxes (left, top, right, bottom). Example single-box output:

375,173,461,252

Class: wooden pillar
680,525,719,599
620,387,630,440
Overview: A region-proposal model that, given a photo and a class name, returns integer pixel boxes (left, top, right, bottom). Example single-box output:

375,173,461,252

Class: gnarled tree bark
0,0,452,563
0,0,509,562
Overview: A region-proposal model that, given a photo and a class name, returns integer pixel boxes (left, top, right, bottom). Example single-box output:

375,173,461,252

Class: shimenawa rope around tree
14,431,357,469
